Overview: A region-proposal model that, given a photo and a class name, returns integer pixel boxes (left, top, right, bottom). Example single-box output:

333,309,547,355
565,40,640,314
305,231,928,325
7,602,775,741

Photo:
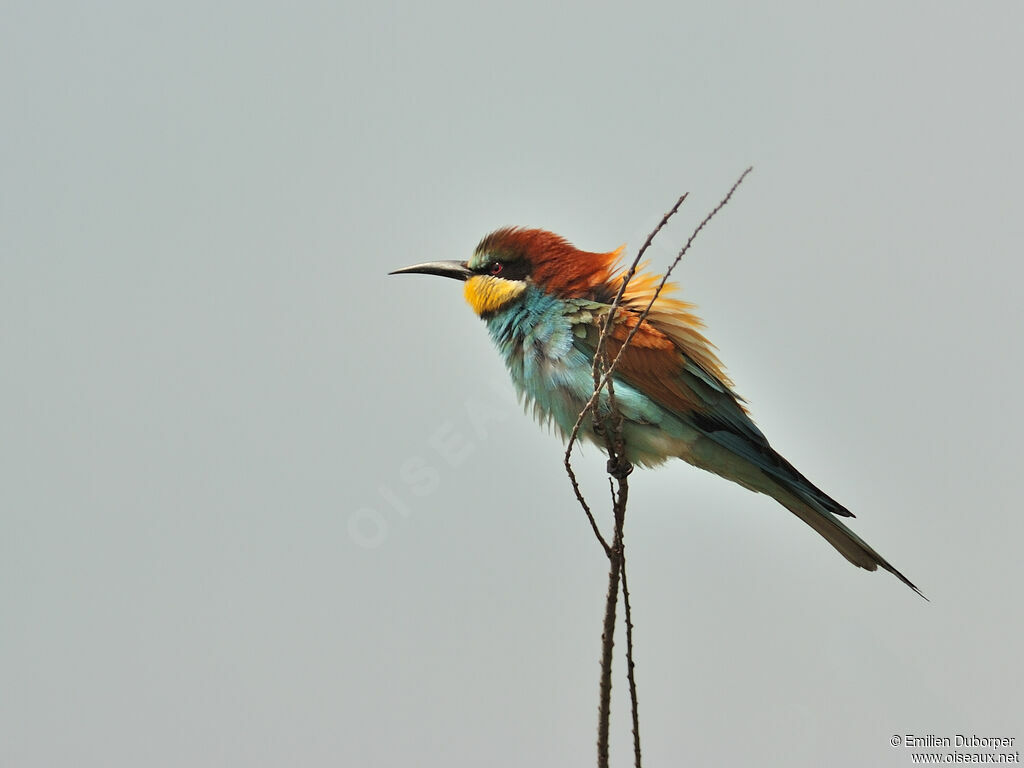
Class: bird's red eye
489,262,504,276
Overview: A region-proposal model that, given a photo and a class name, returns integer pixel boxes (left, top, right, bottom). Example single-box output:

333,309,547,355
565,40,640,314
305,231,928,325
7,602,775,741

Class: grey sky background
3,2,1022,766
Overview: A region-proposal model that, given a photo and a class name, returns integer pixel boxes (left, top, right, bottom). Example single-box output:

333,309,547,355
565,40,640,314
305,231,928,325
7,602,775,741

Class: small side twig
604,168,752,375
592,192,690,386
565,463,611,556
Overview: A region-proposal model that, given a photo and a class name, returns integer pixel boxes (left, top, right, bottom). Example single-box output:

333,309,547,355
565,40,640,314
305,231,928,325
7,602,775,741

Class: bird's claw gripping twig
606,457,633,480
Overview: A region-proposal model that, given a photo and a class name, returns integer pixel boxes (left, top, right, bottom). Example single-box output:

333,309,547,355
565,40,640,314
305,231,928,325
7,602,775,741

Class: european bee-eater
391,227,920,596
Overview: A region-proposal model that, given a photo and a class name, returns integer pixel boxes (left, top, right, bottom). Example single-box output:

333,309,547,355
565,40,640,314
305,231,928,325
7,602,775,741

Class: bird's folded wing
568,301,853,519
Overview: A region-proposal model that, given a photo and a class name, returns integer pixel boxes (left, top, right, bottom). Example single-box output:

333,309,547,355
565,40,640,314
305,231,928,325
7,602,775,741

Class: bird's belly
509,364,701,468
618,419,700,467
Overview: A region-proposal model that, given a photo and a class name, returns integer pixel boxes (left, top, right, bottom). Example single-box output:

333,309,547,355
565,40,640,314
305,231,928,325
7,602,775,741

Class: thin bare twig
564,194,690,473
604,167,753,380
596,513,622,768
592,192,690,387
622,557,641,767
564,461,611,556
597,466,629,768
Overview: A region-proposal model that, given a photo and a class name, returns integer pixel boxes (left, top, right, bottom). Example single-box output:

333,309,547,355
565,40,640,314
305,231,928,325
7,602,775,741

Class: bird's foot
606,456,633,480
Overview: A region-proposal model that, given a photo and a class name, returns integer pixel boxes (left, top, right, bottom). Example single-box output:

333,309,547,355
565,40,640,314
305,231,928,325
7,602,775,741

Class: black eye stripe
475,258,530,281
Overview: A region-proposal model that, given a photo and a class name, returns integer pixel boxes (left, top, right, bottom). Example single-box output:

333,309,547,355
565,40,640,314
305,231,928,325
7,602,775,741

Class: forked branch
563,169,753,768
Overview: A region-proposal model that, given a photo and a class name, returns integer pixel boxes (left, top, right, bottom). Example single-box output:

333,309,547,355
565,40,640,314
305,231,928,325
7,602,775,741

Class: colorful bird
390,227,921,596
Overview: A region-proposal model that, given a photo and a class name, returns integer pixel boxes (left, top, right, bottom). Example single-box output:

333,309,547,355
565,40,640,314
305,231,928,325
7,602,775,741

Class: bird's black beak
388,260,473,281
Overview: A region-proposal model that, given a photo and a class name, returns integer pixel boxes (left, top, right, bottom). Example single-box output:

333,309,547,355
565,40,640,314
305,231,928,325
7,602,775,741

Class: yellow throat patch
464,275,527,316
